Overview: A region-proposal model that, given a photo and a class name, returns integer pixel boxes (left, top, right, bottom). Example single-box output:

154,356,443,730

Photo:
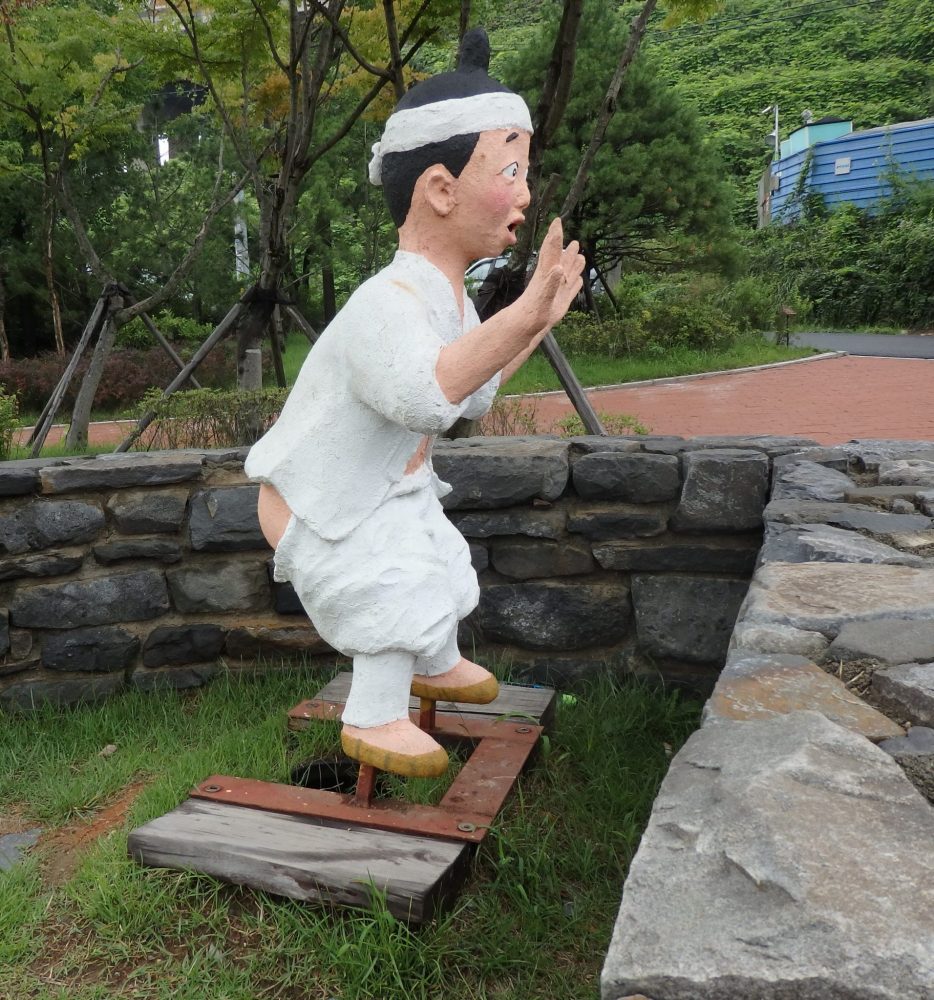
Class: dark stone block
771,459,855,502
272,579,306,615
772,448,852,473
10,569,169,629
476,580,631,650
572,452,681,503
0,466,40,496
632,574,748,664
593,536,759,574
513,653,610,688
828,618,934,665
759,523,922,567
1,675,125,712
569,436,642,456
490,538,595,580
566,504,668,541
0,500,104,556
0,610,8,656
130,664,218,692
672,450,769,533
0,552,84,582
434,439,570,509
93,539,182,565
225,621,331,658
8,630,32,660
763,499,933,535
469,543,489,573
166,560,269,613
39,454,203,493
106,489,188,534
188,486,266,551
450,508,566,540
142,624,226,667
42,626,139,673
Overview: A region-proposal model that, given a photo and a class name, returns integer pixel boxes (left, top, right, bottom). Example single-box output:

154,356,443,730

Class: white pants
273,470,479,726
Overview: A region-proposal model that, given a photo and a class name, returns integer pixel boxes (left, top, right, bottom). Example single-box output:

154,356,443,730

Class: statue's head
369,27,533,248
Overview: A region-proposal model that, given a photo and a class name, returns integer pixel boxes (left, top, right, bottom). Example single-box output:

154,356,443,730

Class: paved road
789,331,934,358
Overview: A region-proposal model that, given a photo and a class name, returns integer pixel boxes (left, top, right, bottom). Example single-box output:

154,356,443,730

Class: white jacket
244,251,500,540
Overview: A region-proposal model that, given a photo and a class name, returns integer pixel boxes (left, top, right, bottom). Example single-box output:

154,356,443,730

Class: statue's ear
422,165,458,217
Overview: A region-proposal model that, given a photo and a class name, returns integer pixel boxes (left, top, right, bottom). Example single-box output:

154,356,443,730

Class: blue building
760,116,934,224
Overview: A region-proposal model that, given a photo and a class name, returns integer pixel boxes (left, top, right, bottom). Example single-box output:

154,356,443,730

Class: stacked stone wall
0,435,816,712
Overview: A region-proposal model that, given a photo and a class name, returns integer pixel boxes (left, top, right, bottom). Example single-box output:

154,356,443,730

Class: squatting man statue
245,28,584,778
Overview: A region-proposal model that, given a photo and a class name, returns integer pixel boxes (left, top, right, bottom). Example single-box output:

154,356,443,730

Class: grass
0,660,701,1000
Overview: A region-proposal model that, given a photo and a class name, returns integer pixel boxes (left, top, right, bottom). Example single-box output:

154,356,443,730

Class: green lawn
0,661,700,1000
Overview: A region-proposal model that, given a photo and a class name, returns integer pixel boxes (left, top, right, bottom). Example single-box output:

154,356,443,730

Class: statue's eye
501,162,520,179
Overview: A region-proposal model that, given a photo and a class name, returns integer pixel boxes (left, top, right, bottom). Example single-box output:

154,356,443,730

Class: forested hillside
644,0,934,222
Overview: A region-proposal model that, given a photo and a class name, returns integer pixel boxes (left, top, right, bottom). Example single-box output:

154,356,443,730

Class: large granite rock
39,454,203,493
224,619,332,658
631,575,748,663
728,621,829,660
672,450,769,532
568,436,642,455
770,459,854,502
871,663,934,728
827,618,934,665
741,562,934,634
0,500,104,556
475,580,631,650
758,523,923,567
188,486,265,551
601,711,934,1000
166,561,269,613
106,489,188,534
42,626,139,673
10,570,169,628
92,539,182,565
571,453,680,503
705,653,903,742
434,439,570,509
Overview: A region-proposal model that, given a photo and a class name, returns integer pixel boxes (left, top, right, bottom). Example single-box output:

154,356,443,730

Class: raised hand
521,218,586,332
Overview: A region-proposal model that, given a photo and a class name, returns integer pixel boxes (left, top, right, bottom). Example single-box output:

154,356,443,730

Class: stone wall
0,435,816,712
602,439,934,1000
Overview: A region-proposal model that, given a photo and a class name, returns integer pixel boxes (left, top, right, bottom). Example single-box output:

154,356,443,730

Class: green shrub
642,297,739,351
0,389,18,459
140,387,288,450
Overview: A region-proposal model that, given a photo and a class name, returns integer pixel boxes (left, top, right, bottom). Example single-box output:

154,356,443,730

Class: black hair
380,28,513,226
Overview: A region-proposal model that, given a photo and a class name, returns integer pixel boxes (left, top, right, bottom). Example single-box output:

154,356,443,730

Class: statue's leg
411,629,499,703
340,651,449,778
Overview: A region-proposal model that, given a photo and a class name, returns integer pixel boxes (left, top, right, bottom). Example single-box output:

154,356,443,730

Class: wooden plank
441,736,540,819
128,798,469,924
312,672,557,729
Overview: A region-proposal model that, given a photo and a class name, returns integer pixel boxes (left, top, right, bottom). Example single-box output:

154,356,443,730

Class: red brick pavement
516,354,934,446
17,353,934,450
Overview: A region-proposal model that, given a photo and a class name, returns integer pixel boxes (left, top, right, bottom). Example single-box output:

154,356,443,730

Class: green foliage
0,388,19,458
747,198,934,328
649,0,934,224
139,386,288,449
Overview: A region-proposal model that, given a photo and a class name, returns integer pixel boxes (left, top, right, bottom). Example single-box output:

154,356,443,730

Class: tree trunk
42,198,66,355
320,214,336,324
65,302,120,451
0,270,10,362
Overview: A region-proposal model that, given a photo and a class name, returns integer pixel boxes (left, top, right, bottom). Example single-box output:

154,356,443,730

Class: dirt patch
0,803,34,837
40,780,149,886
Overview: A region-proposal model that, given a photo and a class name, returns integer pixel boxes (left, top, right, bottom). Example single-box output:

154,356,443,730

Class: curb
503,351,849,399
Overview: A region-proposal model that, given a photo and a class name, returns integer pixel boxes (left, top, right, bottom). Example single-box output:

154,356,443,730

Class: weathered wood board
128,798,469,924
312,672,557,729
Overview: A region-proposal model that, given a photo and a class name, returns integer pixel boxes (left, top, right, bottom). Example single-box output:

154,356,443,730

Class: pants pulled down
273,474,479,727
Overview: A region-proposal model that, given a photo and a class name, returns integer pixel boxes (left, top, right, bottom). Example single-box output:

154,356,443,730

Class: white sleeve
460,370,501,420
344,282,470,435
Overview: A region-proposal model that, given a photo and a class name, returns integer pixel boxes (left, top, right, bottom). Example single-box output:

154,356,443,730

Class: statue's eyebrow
505,132,519,142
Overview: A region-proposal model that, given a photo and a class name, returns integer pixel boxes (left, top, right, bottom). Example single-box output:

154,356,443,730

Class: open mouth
507,217,525,234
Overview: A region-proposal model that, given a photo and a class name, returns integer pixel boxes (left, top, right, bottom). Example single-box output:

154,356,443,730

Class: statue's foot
341,719,449,778
411,658,499,704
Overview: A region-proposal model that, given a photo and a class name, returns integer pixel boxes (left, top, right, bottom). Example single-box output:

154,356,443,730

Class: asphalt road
788,330,934,358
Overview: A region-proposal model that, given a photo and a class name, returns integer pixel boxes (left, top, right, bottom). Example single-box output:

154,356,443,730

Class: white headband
368,91,533,185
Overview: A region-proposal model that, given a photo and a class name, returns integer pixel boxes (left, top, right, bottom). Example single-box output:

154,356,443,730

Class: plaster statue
245,28,584,778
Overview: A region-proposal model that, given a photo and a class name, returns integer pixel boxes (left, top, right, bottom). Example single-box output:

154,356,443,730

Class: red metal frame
190,699,543,843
